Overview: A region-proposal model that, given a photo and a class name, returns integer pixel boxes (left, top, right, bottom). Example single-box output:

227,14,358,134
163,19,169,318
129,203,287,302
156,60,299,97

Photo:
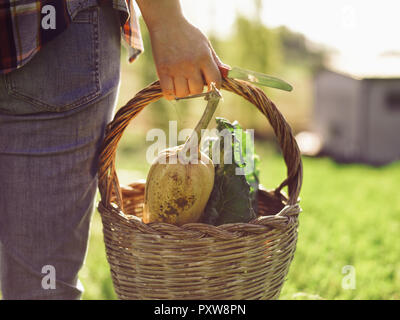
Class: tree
276,26,328,71
227,14,282,75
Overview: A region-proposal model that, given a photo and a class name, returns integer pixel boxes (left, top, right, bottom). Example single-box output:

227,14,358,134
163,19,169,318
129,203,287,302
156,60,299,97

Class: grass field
79,139,400,300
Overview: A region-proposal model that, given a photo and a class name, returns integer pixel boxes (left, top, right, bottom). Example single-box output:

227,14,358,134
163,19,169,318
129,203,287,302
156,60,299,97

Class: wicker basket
97,77,303,300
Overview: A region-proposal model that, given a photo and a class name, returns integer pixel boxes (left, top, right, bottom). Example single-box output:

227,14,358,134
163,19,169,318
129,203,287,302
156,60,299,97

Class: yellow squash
143,85,222,225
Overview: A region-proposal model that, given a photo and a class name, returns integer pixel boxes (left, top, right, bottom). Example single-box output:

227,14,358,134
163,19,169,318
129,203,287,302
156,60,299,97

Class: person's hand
148,19,228,100
136,0,230,100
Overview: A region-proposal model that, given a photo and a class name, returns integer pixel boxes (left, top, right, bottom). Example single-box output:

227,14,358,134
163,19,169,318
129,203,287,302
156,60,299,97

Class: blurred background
79,0,400,299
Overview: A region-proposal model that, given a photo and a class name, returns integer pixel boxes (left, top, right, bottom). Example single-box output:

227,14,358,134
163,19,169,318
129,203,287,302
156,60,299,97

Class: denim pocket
5,7,101,113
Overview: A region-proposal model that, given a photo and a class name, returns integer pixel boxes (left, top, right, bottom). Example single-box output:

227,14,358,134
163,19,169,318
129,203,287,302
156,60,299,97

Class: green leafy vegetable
201,118,260,225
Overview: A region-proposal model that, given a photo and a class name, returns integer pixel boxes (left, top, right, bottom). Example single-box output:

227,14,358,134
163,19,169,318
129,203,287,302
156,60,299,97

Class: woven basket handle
98,78,303,210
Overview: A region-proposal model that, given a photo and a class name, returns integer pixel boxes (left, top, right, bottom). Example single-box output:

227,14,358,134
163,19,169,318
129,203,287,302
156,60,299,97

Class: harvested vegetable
201,118,259,225
143,85,222,226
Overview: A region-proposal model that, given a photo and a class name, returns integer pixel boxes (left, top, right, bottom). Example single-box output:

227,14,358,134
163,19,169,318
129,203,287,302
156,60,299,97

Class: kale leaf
201,118,259,225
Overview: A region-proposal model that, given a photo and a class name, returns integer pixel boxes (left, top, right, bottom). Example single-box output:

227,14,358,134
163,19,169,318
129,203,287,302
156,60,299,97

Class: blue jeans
0,5,121,299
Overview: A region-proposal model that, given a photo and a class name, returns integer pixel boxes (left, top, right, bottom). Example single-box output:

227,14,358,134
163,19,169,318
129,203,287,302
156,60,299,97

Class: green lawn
80,140,400,300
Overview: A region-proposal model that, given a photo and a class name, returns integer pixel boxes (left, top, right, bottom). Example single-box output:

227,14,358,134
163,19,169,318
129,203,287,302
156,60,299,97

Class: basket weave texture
97,78,303,300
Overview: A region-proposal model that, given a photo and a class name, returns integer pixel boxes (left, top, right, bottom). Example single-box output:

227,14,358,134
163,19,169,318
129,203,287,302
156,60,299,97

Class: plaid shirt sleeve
0,0,143,74
99,0,143,63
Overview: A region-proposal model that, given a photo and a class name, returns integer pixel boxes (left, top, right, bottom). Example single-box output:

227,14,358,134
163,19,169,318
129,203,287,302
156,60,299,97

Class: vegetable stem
184,83,222,152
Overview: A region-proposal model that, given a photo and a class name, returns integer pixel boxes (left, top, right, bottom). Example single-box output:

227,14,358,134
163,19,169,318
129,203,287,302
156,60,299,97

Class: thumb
209,45,231,78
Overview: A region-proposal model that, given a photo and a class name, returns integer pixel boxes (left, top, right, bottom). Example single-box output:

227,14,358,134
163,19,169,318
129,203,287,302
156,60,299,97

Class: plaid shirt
0,0,143,74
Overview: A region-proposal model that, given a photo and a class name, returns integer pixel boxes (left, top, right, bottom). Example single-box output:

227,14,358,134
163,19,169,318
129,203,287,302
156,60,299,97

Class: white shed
312,62,400,165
